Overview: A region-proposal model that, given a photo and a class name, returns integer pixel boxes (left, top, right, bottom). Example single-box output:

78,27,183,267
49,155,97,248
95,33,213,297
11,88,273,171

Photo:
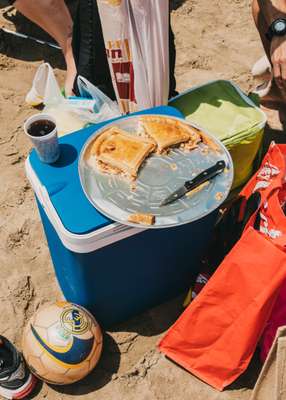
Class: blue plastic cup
24,114,60,164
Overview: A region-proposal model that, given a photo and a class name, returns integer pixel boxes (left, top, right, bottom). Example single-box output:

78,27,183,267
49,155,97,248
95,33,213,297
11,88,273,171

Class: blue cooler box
26,106,217,327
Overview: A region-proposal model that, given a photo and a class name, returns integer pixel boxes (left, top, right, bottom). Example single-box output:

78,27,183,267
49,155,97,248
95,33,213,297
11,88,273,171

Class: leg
13,0,76,96
252,0,285,119
72,0,115,99
169,14,178,99
252,0,271,60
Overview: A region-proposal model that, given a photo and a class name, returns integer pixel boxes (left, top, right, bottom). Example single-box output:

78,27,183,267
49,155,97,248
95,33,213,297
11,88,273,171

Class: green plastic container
169,80,267,189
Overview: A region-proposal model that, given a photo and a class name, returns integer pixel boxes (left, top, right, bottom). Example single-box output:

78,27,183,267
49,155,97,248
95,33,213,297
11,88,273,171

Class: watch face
274,20,286,34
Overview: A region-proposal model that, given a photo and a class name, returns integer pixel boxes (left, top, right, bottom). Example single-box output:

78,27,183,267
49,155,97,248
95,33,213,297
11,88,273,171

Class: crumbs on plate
215,192,223,201
127,213,155,226
201,147,209,156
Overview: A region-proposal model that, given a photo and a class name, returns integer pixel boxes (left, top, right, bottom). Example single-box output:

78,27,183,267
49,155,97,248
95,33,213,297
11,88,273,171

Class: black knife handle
185,160,226,191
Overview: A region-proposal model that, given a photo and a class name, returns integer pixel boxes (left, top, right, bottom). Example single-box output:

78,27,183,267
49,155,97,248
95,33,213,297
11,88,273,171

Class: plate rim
78,114,234,229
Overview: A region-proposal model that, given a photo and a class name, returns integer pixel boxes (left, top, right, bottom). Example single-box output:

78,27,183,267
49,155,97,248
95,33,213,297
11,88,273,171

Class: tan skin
13,0,77,96
252,0,286,101
13,0,286,106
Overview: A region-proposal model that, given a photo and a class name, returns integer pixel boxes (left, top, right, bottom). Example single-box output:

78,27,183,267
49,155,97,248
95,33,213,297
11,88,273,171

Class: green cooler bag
169,80,267,189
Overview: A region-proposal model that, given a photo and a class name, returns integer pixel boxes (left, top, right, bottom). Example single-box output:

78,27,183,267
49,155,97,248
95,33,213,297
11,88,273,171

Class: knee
15,0,64,12
45,0,64,11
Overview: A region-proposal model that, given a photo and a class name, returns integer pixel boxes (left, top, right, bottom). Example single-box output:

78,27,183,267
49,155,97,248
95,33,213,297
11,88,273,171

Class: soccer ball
22,302,103,385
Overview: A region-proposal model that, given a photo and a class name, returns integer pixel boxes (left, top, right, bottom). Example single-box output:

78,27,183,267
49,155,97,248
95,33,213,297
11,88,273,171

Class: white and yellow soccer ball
22,302,103,385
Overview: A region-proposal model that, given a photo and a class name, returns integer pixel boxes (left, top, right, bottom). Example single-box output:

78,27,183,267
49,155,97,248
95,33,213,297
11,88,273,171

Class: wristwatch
266,18,286,40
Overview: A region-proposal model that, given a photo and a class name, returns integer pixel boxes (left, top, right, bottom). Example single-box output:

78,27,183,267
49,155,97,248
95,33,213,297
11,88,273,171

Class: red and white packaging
97,0,170,114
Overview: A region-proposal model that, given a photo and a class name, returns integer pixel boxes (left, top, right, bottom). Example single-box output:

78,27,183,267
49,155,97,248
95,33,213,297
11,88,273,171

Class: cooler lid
26,106,183,235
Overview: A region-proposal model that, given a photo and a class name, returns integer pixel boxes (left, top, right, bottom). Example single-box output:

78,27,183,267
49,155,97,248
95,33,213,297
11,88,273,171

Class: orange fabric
240,143,285,200
241,143,286,232
159,142,286,391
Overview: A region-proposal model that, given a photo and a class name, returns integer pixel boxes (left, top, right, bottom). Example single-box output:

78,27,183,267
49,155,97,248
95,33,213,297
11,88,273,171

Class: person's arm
258,0,286,97
258,0,286,23
14,0,77,95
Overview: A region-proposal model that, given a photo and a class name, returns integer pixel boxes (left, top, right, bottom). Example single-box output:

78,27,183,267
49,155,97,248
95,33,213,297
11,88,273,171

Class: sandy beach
0,0,282,399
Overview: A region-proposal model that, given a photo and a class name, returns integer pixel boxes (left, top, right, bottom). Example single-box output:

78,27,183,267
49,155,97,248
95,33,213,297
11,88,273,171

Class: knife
160,160,226,207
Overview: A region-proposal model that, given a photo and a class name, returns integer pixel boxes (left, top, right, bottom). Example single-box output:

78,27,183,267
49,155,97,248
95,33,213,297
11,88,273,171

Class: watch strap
266,18,286,41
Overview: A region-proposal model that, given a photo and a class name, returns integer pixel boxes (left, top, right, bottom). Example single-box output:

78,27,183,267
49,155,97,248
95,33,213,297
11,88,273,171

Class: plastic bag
41,105,86,137
96,0,169,114
159,227,286,391
128,0,170,110
159,143,286,391
25,63,120,136
74,76,120,123
25,63,63,107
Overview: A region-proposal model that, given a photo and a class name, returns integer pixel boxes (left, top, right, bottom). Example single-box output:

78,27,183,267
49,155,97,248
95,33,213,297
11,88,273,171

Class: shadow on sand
49,333,120,396
0,0,79,68
170,0,189,11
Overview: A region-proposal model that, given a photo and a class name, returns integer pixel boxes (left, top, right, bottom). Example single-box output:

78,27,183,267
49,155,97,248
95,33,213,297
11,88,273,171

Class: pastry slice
199,130,220,152
86,127,156,179
139,116,198,153
180,125,202,151
127,213,155,226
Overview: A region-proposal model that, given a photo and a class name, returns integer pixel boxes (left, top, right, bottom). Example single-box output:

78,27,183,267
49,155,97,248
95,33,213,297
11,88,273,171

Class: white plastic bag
97,0,169,114
25,63,63,106
25,63,120,136
127,0,170,110
41,105,86,137
74,76,120,122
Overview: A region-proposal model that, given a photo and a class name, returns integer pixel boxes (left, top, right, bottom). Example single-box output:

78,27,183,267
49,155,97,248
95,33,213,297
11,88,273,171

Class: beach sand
0,0,282,399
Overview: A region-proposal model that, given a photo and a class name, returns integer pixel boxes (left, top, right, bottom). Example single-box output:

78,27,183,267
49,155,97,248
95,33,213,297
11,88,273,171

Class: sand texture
0,0,282,399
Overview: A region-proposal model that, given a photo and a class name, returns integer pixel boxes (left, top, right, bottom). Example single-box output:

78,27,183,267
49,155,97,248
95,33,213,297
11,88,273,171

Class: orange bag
159,142,286,391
